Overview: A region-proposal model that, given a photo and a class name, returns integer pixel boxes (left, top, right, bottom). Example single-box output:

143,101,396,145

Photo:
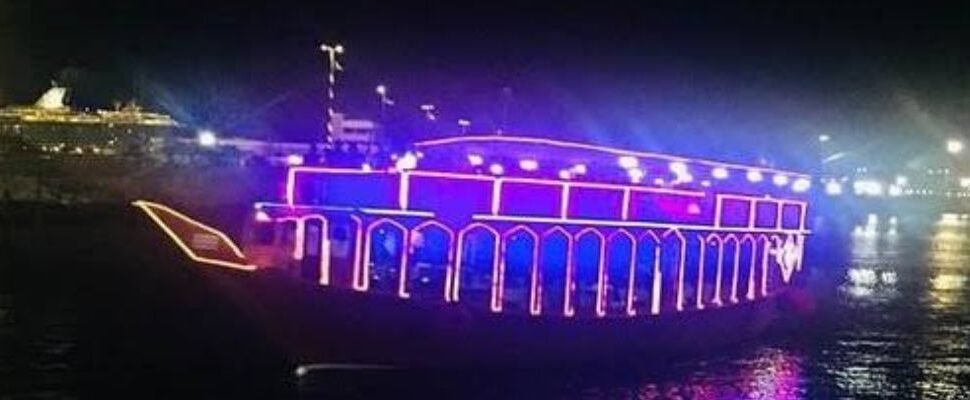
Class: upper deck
284,135,810,234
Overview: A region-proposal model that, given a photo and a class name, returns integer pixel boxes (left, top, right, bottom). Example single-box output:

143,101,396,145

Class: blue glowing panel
296,173,398,208
754,201,779,228
408,175,492,216
719,198,751,227
500,182,562,217
569,187,623,220
781,203,803,229
628,192,711,224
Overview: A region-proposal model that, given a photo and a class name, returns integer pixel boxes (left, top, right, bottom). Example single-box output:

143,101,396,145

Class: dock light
792,178,811,192
773,174,790,186
825,181,842,195
888,185,903,197
960,177,970,188
467,154,484,166
819,134,831,143
627,167,645,183
570,164,588,175
489,163,504,175
375,84,387,96
618,155,639,169
746,169,764,182
395,152,418,171
519,158,539,171
712,167,729,179
948,139,964,154
558,169,572,180
285,154,304,166
197,130,217,147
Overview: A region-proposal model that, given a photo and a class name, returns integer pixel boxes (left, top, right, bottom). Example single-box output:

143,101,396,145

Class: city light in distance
819,134,831,143
853,179,884,197
197,130,217,147
961,177,970,188
375,84,387,96
895,175,908,186
825,181,843,195
888,185,903,197
712,167,729,179
746,169,764,182
947,139,964,154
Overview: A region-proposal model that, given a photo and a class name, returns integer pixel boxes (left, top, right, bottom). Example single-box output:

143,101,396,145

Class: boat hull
203,266,783,368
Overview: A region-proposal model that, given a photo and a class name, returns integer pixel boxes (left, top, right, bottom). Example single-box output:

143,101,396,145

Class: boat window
502,228,537,313
367,222,406,295
457,227,498,310
605,232,634,316
540,230,570,315
573,231,604,317
408,224,452,302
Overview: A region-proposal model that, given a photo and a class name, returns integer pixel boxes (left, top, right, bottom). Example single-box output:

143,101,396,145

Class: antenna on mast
320,43,345,144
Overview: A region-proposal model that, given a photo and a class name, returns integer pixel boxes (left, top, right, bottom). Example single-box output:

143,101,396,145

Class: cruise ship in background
0,84,385,205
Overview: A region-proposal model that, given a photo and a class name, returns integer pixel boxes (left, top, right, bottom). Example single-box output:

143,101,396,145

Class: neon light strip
491,179,502,215
625,237,638,316
359,208,434,217
651,245,662,315
743,235,757,301
413,135,811,178
399,173,410,210
708,235,724,306
472,214,810,234
131,200,256,271
410,220,456,302
760,237,770,297
696,236,706,310
349,215,364,291
727,234,740,303
621,189,631,220
452,224,500,303
560,183,571,219
255,202,435,217
283,215,333,285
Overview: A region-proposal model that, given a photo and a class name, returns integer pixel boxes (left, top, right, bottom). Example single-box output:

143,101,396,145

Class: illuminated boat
134,135,812,368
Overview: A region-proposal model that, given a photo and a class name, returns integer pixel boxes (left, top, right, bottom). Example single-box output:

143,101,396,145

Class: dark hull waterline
202,267,785,369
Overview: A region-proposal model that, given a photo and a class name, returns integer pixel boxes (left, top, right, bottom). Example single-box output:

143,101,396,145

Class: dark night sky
2,1,970,168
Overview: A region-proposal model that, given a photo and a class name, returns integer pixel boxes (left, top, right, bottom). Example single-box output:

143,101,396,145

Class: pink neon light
541,226,573,316
360,218,410,297
399,173,410,210
348,215,364,291
491,179,502,215
621,189,631,220
452,223,501,303
131,200,256,271
760,236,771,297
724,234,740,303
742,235,757,301
293,215,332,286
695,236,706,310
707,234,724,306
410,220,456,302
472,214,808,235
286,166,382,206
560,183,571,219
575,228,608,317
499,226,540,313
637,231,663,316
606,229,638,317
412,135,811,179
